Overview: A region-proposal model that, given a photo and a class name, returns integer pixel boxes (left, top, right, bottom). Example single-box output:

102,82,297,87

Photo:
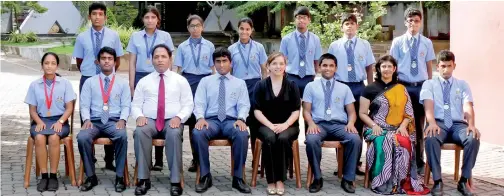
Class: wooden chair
364,142,371,188
424,143,473,186
250,139,302,188
24,100,77,188
306,141,344,188
77,138,129,186
132,139,184,188
195,139,246,184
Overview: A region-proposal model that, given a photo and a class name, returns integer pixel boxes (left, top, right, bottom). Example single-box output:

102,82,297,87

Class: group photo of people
22,2,482,196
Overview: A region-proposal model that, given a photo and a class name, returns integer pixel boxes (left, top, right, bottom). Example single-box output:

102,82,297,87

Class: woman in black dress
253,52,301,195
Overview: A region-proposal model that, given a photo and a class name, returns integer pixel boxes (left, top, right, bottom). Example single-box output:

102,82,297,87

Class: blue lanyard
190,39,203,68
406,35,421,60
90,28,105,56
294,31,310,61
237,41,254,72
143,30,158,60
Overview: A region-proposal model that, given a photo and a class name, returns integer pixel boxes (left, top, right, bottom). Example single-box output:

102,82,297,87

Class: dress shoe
79,175,98,192
105,162,116,172
309,178,323,193
232,177,251,193
195,174,213,193
431,181,443,196
135,179,151,195
151,163,163,171
170,183,183,196
341,179,355,193
37,178,48,192
334,168,365,176
46,178,59,191
457,181,473,196
115,176,126,193
188,159,197,172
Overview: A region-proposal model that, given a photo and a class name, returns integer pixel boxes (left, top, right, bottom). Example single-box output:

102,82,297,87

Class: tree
72,1,93,28
110,1,137,28
205,1,237,45
1,1,47,33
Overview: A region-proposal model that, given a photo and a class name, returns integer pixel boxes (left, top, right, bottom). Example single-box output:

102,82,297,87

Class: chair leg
425,161,431,185
292,140,301,189
337,147,344,179
124,158,129,187
180,170,185,189
364,143,370,188
64,147,69,176
251,139,262,187
132,161,138,186
231,150,234,177
64,139,77,186
260,158,265,179
24,137,34,188
454,149,461,181
78,158,84,186
306,164,312,189
289,158,294,179
196,163,200,185
35,158,40,177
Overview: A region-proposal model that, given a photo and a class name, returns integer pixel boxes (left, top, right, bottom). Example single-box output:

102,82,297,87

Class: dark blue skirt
30,115,70,139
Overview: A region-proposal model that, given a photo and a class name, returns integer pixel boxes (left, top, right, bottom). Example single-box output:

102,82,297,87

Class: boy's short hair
341,13,358,25
187,15,204,26
404,7,422,20
318,53,338,66
294,6,311,18
89,2,107,16
212,47,232,62
437,50,455,63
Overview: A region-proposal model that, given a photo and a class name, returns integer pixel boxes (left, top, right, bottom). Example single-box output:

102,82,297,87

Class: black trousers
258,126,299,183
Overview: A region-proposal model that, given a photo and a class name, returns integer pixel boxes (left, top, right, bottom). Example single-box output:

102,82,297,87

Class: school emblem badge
420,51,425,57
359,55,364,61
57,96,64,103
335,97,341,103
202,55,208,61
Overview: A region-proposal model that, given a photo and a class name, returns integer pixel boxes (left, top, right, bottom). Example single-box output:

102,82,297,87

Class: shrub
8,31,39,43
109,24,139,50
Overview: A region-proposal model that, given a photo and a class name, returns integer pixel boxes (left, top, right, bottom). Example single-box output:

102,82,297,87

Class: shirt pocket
134,43,145,55
332,95,345,110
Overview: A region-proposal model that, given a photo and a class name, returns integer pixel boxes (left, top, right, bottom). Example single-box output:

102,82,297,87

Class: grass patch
0,41,49,46
47,45,74,55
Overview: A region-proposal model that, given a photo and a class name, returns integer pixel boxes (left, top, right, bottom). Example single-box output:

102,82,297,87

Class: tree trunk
421,2,428,37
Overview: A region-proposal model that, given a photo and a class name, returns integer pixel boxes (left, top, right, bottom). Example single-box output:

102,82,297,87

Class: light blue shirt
174,37,215,75
228,40,268,80
72,27,124,76
420,76,473,121
80,73,131,121
193,73,250,120
25,76,76,117
126,29,175,73
303,78,355,123
389,32,436,83
327,36,376,82
280,30,322,76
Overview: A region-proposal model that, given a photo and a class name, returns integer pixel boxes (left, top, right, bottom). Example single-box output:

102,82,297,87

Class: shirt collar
239,39,251,48
188,37,203,45
38,76,60,83
320,77,334,85
91,26,105,35
100,72,115,80
157,69,171,77
406,31,420,40
218,72,232,80
295,29,309,38
143,28,158,38
341,35,357,44
438,76,453,84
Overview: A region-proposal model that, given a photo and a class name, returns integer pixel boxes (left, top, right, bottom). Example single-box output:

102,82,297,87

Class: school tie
442,80,453,128
410,37,419,76
45,79,54,86
217,76,227,122
346,40,357,82
324,80,331,120
190,37,202,46
95,32,102,74
298,34,307,78
100,77,110,124
156,73,166,131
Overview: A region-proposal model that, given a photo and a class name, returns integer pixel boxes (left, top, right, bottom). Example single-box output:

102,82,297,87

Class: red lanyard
98,75,116,105
43,76,56,114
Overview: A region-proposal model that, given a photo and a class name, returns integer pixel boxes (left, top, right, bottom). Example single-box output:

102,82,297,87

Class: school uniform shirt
228,40,268,80
174,37,215,75
25,76,76,117
80,73,131,121
419,76,473,121
126,29,175,73
279,30,322,76
389,32,435,83
327,36,376,82
73,27,124,77
303,78,355,123
193,73,250,120
130,70,194,122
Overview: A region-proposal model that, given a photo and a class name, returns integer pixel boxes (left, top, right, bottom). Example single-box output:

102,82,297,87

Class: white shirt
131,69,194,122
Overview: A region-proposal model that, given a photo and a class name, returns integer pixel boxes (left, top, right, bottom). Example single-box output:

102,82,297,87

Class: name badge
443,104,449,110
411,61,417,68
300,61,305,67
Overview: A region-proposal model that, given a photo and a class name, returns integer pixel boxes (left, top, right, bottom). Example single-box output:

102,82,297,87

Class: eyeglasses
188,24,202,29
295,15,309,21
406,19,421,24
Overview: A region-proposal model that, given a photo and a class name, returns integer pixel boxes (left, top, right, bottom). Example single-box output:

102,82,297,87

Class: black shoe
232,177,251,193
309,178,323,193
333,168,365,176
170,183,183,196
37,178,48,192
431,181,443,196
46,178,58,191
417,164,425,175
115,176,126,193
188,159,197,172
135,179,151,195
457,181,473,196
341,179,355,193
151,163,163,171
195,174,213,193
105,162,116,172
79,175,98,192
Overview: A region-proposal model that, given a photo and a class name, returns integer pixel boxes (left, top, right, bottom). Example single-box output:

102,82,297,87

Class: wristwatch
58,119,64,124
237,118,246,123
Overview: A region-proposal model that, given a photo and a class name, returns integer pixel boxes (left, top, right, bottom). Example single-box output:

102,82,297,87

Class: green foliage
423,1,449,11
110,1,138,28
1,1,47,33
109,24,140,50
105,8,117,26
8,31,39,43
281,1,387,47
72,1,93,28
226,1,295,17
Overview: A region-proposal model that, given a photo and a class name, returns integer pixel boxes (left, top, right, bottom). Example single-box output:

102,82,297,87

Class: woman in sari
359,55,429,195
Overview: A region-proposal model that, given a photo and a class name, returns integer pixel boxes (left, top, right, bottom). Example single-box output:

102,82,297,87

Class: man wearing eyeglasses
389,7,436,174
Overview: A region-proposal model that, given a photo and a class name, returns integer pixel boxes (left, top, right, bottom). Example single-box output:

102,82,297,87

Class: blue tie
298,34,306,78
218,76,226,122
101,77,110,124
190,38,202,46
410,37,419,76
95,32,102,74
324,80,331,120
442,81,452,128
346,40,357,82
45,79,54,86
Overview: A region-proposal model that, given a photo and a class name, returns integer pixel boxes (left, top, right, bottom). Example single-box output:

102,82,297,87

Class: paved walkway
1,54,503,196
